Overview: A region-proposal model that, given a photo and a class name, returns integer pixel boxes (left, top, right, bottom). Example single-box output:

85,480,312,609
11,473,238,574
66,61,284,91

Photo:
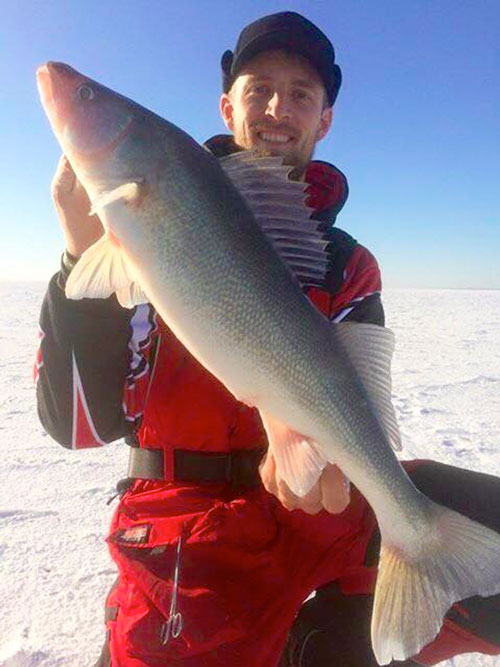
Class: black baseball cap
221,11,342,106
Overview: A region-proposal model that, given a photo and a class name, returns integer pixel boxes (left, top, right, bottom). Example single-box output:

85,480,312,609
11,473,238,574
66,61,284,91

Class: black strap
57,250,79,290
128,447,265,487
128,447,164,479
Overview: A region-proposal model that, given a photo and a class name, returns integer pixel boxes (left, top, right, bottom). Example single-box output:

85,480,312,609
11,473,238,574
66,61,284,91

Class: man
36,11,500,667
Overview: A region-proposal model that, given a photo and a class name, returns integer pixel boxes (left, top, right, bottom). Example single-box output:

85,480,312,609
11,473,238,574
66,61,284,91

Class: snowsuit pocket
106,483,280,661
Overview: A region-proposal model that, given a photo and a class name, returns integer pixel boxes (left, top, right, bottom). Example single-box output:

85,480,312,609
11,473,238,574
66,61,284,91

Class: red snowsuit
36,136,500,666
101,145,382,666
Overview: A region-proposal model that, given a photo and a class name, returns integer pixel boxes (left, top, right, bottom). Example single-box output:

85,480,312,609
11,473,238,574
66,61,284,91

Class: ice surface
0,281,498,666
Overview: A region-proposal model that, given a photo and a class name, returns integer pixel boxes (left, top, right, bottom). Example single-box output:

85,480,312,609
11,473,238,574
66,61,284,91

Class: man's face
220,49,333,174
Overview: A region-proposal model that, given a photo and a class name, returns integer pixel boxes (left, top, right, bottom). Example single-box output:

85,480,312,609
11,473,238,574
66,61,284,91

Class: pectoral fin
65,233,148,307
89,181,142,216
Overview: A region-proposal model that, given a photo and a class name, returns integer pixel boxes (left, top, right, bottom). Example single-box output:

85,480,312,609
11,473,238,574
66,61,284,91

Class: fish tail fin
372,502,500,665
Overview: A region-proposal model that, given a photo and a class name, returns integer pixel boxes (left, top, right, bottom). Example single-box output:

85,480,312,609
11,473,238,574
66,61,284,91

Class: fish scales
122,123,399,496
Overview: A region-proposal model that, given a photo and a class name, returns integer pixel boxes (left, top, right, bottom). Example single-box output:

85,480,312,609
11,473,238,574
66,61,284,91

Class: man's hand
51,155,104,257
259,449,350,514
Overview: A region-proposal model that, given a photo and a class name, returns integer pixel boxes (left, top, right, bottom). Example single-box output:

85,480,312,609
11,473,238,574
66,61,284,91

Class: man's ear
220,94,234,132
316,107,333,142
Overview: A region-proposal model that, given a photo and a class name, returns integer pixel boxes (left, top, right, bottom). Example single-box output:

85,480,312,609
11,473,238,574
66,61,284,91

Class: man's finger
52,154,76,197
277,478,301,511
259,452,279,496
275,478,322,514
296,481,323,514
261,453,307,510
320,464,351,514
260,452,323,514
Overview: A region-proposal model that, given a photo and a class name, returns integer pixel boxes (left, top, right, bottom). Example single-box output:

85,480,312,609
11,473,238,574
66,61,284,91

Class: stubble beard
234,125,314,180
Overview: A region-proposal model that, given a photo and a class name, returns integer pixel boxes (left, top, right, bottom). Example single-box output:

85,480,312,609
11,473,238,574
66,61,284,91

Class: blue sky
2,0,499,288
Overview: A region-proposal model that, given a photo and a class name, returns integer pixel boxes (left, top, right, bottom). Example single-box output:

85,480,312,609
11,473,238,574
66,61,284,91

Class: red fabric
412,617,500,666
33,327,45,385
136,323,268,460
73,382,104,448
304,161,347,212
104,461,500,666
72,355,106,448
308,244,382,320
122,311,159,424
106,482,377,666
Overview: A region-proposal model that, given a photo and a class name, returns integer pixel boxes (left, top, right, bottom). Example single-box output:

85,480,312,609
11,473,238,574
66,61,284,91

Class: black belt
128,447,266,487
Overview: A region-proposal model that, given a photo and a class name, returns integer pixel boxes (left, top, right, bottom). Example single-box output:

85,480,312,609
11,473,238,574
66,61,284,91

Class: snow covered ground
0,281,499,666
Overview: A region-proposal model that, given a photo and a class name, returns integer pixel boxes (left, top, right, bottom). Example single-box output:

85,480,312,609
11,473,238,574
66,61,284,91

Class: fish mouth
37,61,135,161
37,62,84,104
37,62,86,134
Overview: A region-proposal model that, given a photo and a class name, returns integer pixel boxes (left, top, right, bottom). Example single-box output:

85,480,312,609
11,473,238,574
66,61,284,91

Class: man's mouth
257,131,293,144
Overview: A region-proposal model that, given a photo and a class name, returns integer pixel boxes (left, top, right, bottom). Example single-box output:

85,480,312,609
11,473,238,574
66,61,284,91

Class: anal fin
335,322,402,452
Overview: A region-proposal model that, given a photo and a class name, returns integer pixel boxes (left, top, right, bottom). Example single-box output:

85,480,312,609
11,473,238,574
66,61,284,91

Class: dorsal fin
219,152,329,288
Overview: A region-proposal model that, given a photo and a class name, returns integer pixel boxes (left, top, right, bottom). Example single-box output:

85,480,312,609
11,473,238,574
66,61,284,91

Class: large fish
37,62,500,665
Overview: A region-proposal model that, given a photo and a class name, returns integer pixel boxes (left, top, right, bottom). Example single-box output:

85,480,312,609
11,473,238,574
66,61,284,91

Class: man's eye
248,85,270,96
294,90,311,102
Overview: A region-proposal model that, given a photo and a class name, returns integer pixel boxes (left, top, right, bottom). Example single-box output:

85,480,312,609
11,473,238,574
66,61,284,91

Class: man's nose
266,92,291,120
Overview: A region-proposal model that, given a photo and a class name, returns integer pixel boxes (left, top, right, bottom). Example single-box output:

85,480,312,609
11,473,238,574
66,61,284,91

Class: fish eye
77,84,95,101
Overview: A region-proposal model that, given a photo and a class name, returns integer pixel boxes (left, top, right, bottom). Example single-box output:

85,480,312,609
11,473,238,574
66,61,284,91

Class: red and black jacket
35,136,384,460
